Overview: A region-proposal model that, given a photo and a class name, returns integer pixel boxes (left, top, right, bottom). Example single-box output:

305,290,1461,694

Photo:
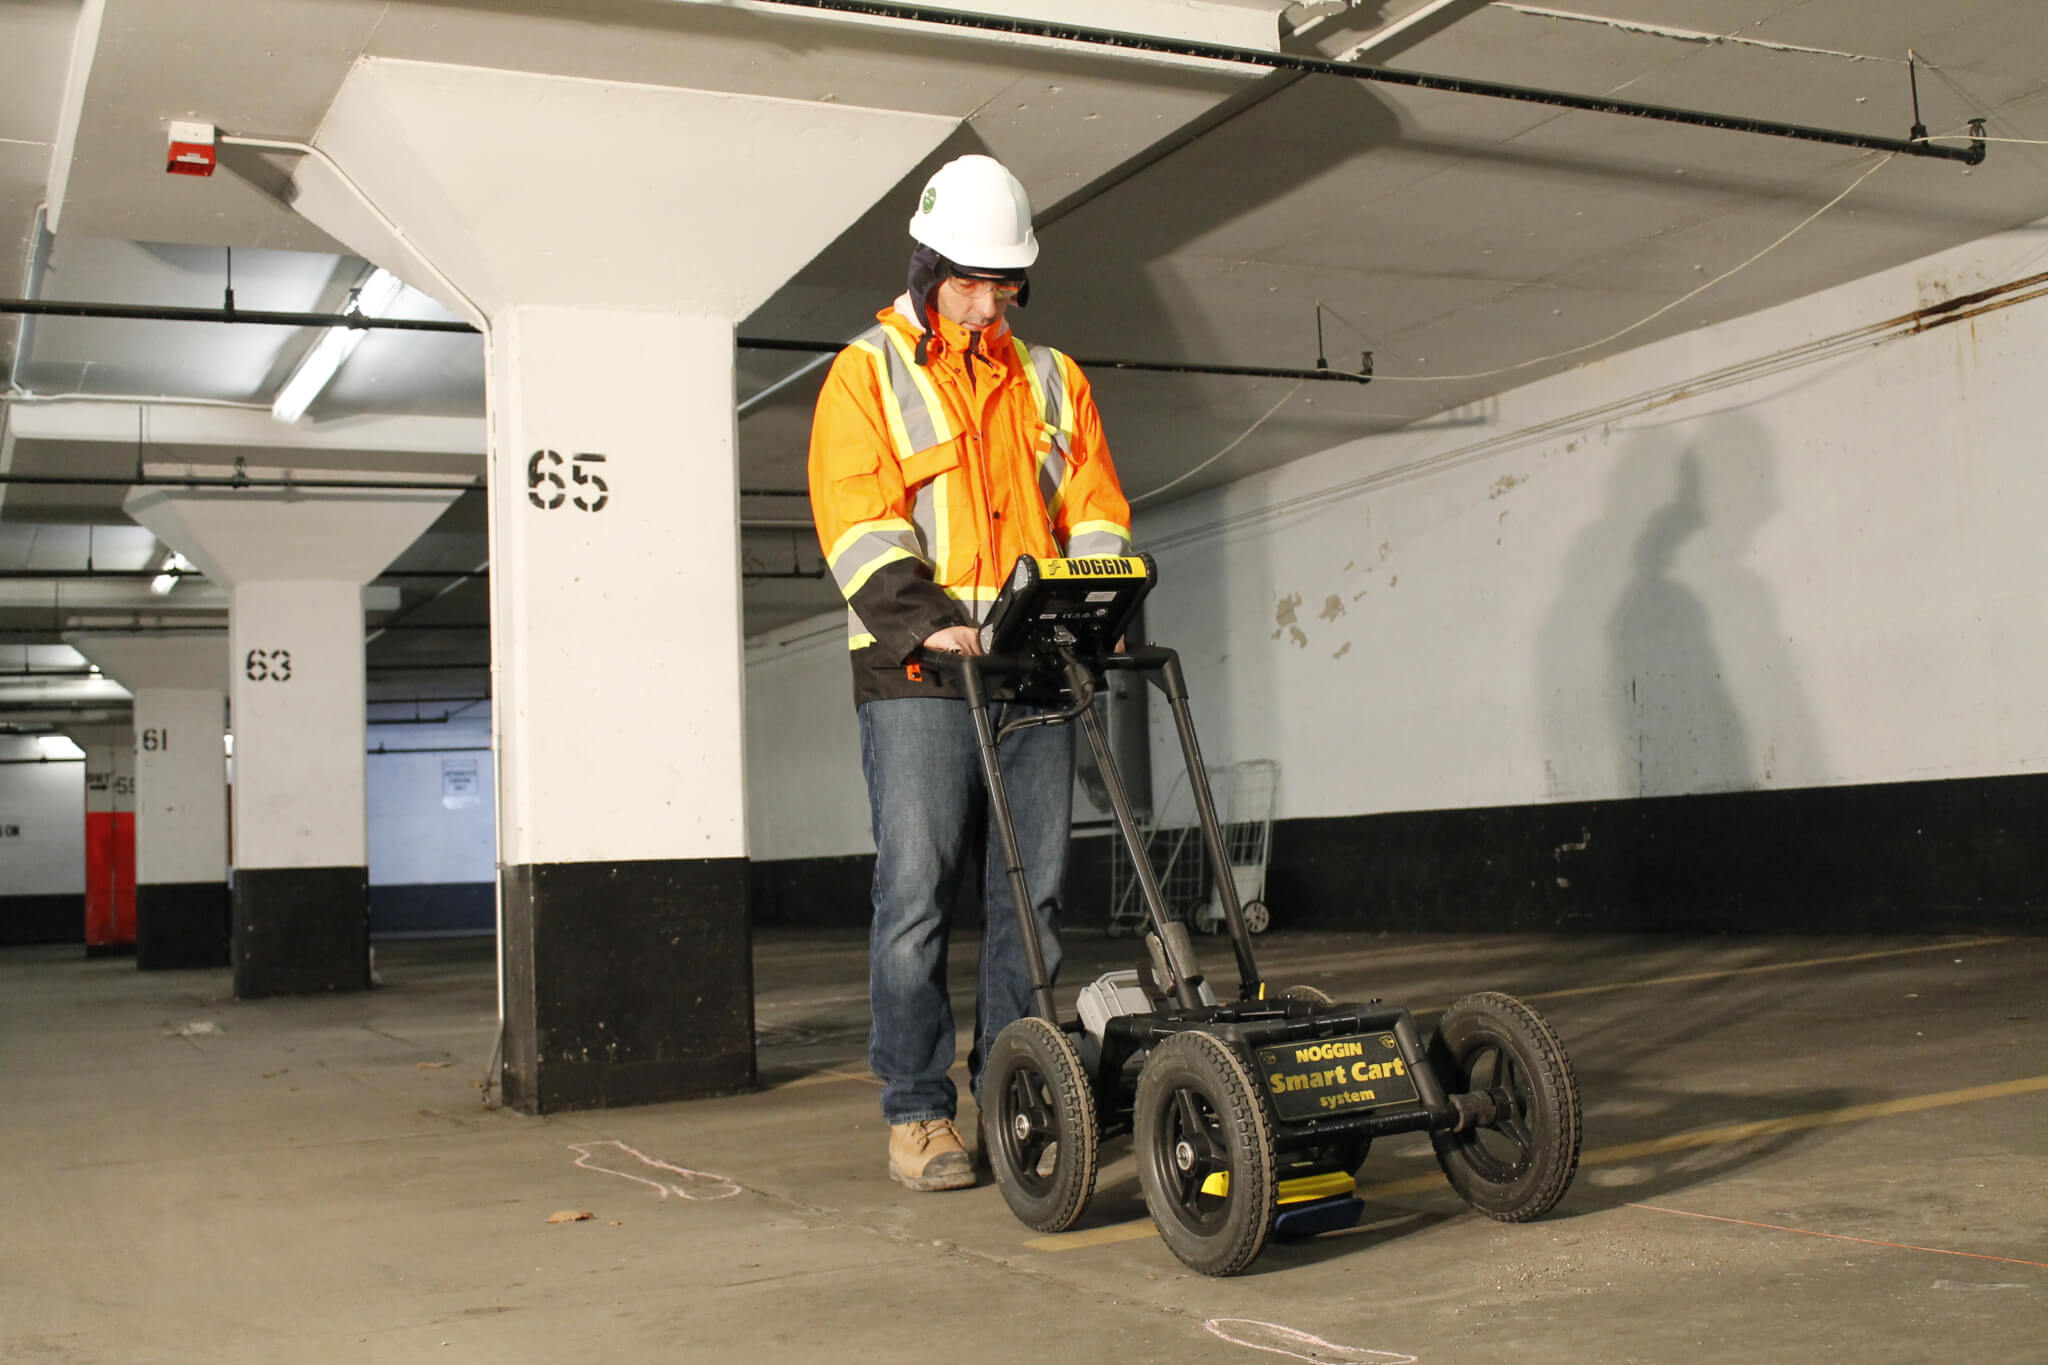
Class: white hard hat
908,154,1039,271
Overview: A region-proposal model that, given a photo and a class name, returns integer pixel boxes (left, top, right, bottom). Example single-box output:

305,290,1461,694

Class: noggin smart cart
929,552,1583,1276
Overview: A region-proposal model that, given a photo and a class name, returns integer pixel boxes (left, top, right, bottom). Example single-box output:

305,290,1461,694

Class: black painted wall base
232,866,370,997
85,943,137,959
1268,773,2048,935
502,856,754,1114
749,773,2048,936
370,882,495,937
137,882,230,969
0,894,84,946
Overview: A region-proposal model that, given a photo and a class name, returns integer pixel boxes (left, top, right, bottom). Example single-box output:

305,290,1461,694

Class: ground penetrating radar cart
929,553,1582,1276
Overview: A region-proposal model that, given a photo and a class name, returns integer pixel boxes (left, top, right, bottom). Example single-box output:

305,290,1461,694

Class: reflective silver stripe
1027,343,1067,435
1065,529,1132,558
1037,442,1069,519
829,526,921,599
878,329,946,455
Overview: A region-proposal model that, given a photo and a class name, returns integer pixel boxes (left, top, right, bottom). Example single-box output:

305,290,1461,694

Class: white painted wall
1138,216,2048,819
743,216,2048,852
367,720,496,885
0,737,85,897
743,616,872,861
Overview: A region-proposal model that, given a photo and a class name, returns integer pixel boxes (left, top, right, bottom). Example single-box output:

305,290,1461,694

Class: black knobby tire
1133,1030,1275,1276
1429,991,1581,1222
984,1017,1099,1233
1275,985,1371,1175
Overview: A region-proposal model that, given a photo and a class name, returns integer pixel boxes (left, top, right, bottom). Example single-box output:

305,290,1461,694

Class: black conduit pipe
748,0,1987,164
0,301,1373,384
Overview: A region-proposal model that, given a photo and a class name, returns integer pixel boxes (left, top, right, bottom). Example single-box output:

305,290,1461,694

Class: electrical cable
1143,266,2048,553
1,389,273,410
1363,151,1898,383
1130,379,1307,505
216,134,491,332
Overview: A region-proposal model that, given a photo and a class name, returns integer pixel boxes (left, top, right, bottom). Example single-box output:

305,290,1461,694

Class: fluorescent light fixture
37,734,85,760
149,550,193,595
223,733,233,757
271,267,411,424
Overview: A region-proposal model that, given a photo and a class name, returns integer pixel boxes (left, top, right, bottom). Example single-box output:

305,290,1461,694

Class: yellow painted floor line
1025,1072,2048,1253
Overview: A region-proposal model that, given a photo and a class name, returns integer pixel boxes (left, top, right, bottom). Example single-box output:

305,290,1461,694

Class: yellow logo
1043,556,1145,580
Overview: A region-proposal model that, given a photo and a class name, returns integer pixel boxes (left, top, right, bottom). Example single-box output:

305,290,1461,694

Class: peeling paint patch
1319,594,1346,623
1554,828,1592,860
1272,592,1303,641
1388,575,1398,588
1488,473,1526,499
1332,642,1351,659
1351,589,1369,602
1288,625,1308,649
1342,560,1355,571
1378,541,1392,562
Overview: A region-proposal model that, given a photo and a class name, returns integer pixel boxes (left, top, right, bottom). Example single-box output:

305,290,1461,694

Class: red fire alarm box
167,120,216,177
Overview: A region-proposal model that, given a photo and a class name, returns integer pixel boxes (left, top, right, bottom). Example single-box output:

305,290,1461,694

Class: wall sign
442,757,481,810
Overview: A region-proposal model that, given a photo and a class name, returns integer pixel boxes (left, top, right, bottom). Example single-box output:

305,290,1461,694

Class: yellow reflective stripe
826,516,916,570
850,340,917,463
841,545,916,599
878,327,955,445
1066,520,1131,543
848,632,876,651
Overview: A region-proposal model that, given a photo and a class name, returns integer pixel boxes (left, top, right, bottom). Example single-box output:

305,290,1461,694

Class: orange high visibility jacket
809,297,1133,705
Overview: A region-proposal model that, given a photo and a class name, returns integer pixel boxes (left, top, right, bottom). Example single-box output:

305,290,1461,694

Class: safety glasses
945,275,1024,300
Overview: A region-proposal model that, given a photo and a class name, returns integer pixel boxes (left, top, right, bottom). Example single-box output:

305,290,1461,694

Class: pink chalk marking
568,1139,742,1202
1203,1318,1418,1364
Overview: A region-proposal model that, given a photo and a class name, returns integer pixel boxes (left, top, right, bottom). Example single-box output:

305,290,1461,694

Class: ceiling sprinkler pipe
746,0,1987,164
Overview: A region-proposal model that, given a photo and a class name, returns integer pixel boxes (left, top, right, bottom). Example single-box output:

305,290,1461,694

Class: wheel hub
1012,1111,1032,1142
1175,1138,1196,1172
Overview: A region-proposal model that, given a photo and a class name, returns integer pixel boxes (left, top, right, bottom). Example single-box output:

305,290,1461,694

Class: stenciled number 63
527,450,609,513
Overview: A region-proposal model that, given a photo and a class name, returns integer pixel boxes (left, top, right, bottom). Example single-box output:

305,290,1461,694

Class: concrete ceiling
3,0,2047,709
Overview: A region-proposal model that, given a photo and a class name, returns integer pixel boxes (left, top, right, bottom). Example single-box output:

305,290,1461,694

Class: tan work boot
888,1118,975,1191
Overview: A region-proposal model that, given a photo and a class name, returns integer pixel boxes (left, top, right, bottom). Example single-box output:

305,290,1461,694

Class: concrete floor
3,927,2042,1363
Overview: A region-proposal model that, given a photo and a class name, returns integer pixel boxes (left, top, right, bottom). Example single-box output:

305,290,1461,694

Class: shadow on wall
1538,416,1824,924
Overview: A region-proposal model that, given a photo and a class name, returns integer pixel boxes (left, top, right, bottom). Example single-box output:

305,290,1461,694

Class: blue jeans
859,697,1072,1125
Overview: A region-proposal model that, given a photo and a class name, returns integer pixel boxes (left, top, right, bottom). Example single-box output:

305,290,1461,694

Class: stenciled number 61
527,450,609,513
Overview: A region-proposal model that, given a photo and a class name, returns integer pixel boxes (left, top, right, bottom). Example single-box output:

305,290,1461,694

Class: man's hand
922,625,983,657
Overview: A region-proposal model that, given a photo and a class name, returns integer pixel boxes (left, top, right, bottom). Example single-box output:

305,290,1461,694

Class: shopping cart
1107,760,1278,937
1190,759,1278,936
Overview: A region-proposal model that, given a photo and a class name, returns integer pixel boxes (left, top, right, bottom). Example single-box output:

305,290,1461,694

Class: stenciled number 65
527,450,609,513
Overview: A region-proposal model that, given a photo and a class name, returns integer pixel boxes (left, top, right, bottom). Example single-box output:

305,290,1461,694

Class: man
808,154,1133,1192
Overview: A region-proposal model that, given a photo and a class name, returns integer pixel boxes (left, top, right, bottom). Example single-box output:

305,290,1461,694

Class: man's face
933,274,1021,332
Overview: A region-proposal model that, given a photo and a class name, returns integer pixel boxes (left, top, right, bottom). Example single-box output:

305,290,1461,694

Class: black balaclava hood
906,244,1030,366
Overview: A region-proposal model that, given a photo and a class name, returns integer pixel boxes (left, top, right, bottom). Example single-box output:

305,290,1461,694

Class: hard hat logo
907,154,1039,272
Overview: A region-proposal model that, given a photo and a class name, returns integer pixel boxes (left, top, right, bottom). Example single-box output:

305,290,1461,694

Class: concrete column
121,485,461,996
67,634,231,969
70,723,135,956
491,307,754,1110
287,57,957,1110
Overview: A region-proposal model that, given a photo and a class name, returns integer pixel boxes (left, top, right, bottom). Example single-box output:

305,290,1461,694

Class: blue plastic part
1271,1195,1366,1240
